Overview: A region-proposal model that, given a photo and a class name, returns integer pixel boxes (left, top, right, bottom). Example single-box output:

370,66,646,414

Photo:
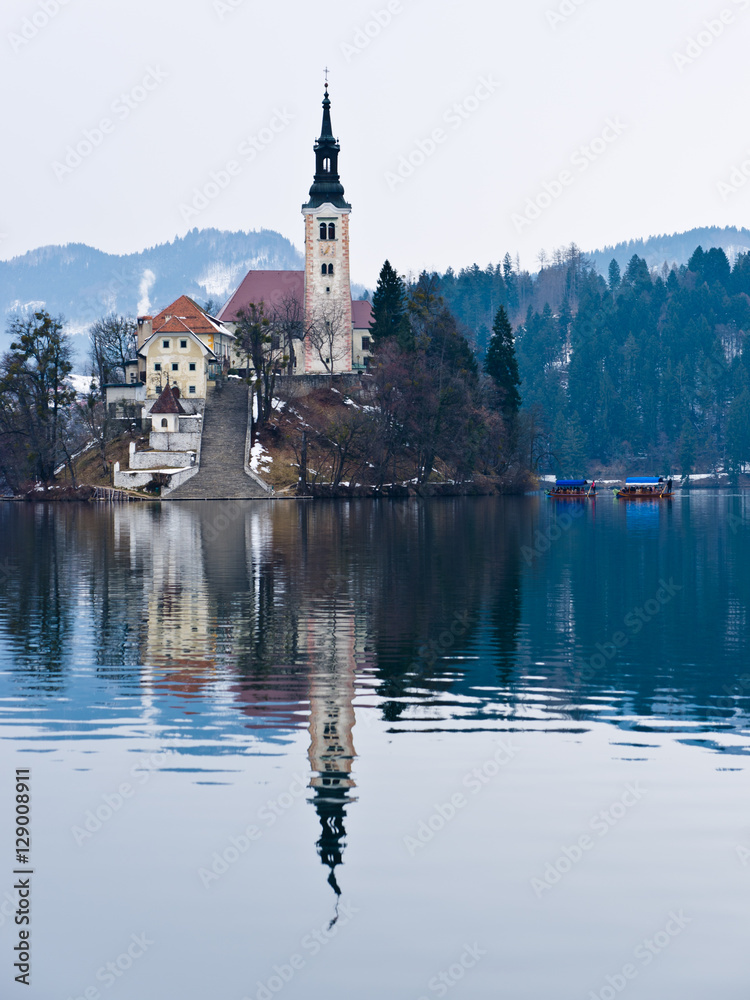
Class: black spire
303,85,350,210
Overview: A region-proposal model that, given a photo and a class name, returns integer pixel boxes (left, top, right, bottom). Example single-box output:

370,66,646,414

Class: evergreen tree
678,419,696,476
554,411,587,476
726,387,750,481
623,254,651,288
608,259,621,292
687,246,705,276
0,311,76,483
702,247,731,287
369,260,409,347
484,306,521,417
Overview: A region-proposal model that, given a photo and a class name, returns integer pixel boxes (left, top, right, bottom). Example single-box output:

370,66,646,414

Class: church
126,83,373,396
218,83,373,376
111,84,372,494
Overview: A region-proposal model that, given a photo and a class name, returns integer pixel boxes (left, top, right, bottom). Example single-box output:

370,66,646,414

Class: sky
2,0,750,288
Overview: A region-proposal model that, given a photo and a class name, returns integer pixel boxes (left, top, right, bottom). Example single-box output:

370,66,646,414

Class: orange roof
151,295,225,338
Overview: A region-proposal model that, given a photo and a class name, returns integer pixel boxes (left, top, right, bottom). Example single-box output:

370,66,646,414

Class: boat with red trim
612,477,674,499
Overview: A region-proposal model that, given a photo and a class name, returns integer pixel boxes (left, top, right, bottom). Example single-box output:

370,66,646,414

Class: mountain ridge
586,225,750,275
3,224,750,358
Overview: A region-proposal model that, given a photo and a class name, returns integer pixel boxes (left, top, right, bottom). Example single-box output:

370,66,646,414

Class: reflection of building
112,505,216,673
111,503,365,905
305,613,358,899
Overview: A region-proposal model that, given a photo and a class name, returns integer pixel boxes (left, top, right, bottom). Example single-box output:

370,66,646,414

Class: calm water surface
0,493,748,999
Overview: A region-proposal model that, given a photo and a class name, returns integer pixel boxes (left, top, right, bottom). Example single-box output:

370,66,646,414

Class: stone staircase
165,381,272,500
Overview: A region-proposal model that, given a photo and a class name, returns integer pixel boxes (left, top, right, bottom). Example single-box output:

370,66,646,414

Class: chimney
137,316,153,349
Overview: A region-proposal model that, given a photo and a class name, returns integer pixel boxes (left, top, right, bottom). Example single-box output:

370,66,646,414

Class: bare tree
307,301,350,376
82,383,113,477
235,302,289,426
89,315,137,394
270,294,306,375
323,408,371,487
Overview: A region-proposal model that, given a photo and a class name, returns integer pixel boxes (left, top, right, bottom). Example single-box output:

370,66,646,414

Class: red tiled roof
151,295,227,338
150,383,187,415
351,299,373,330
218,271,305,322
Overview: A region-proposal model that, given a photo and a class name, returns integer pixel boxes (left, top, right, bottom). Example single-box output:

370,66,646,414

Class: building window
271,333,280,349
189,362,196,371
171,363,179,371
328,264,334,275
326,286,330,293
161,418,168,428
321,264,327,275
162,340,170,349
180,339,187,349
362,336,371,351
129,373,136,383
154,363,162,371
319,222,327,240
188,386,196,394
328,222,336,240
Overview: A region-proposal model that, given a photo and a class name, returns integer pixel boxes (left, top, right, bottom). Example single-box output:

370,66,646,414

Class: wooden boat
546,479,596,498
612,477,674,499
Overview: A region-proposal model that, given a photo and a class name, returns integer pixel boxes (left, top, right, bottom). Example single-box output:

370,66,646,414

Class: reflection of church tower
302,81,353,373
306,612,358,905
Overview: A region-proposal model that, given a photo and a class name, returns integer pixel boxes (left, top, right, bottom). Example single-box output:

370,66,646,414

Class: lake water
0,493,748,999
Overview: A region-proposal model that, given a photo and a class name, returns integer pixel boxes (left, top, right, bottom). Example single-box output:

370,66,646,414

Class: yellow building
136,295,235,399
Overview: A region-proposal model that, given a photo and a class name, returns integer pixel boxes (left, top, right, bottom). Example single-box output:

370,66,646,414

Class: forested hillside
422,246,750,476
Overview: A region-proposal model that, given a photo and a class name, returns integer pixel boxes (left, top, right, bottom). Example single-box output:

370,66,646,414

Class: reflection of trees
362,499,526,717
0,505,84,682
3,492,749,743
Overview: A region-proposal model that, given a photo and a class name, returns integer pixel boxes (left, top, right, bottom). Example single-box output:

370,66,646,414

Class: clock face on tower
320,244,335,257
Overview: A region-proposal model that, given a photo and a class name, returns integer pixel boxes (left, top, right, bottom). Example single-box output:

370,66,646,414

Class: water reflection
2,496,749,1000
1,495,749,737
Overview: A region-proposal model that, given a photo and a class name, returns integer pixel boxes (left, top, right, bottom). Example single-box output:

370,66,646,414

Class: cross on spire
324,67,330,89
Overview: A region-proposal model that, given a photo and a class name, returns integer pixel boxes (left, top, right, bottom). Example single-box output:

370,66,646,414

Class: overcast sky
2,0,750,287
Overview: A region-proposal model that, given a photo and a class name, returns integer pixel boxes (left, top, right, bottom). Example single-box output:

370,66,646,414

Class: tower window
328,223,336,240
321,264,327,275
326,286,330,293
328,264,334,275
323,157,331,172
319,222,327,240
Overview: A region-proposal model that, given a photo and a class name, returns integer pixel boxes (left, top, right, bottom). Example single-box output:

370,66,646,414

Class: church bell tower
302,83,353,373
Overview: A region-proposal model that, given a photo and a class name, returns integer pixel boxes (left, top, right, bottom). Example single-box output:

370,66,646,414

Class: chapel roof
150,383,187,415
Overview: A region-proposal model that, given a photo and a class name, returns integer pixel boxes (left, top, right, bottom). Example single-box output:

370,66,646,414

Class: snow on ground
67,373,96,396
250,440,273,475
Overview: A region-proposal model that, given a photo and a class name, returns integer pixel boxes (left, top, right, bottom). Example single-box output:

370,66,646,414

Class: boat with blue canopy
613,476,674,499
546,479,596,498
